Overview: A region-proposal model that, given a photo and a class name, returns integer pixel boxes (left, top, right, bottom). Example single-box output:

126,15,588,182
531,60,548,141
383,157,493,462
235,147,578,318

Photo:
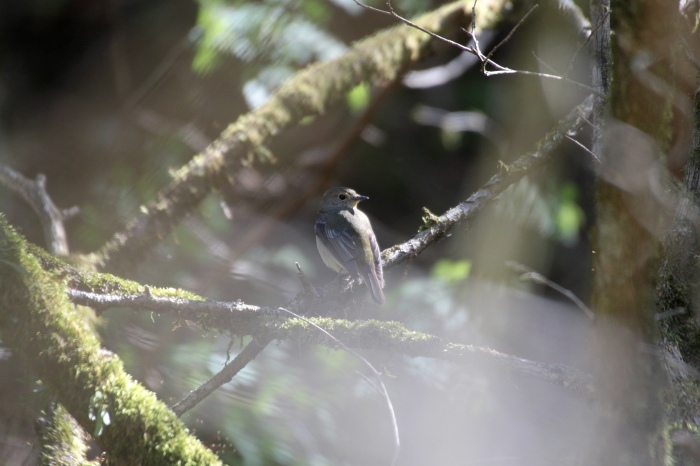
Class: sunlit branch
0,164,79,255
382,95,594,270
66,285,594,397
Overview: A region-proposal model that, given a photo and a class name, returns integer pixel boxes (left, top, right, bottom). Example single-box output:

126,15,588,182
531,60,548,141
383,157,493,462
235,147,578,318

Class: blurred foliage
345,82,371,114
431,258,472,283
193,0,347,107
495,177,585,245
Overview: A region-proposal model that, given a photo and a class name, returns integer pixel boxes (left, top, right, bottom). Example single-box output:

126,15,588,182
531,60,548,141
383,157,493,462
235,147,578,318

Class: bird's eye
338,194,347,200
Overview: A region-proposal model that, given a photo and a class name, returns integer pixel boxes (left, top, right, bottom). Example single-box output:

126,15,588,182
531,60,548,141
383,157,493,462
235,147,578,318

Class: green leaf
346,82,370,113
431,259,472,283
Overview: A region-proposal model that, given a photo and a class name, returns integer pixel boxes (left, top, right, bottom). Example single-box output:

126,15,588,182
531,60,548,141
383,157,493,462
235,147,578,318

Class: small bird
315,187,385,305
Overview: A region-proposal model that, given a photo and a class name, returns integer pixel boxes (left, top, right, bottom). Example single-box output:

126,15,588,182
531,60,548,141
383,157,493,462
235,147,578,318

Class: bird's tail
361,267,385,305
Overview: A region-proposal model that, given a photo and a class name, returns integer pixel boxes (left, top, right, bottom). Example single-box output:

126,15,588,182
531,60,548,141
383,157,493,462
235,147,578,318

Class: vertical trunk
589,0,682,463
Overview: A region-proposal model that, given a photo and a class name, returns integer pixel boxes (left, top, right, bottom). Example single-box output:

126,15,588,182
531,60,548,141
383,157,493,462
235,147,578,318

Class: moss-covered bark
0,215,221,465
590,0,685,464
92,0,520,274
39,404,97,466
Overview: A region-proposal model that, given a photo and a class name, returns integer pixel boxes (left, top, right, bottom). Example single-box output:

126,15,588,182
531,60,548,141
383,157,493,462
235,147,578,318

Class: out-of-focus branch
0,164,78,255
506,260,595,320
0,215,222,465
171,335,273,417
92,0,492,273
382,95,594,270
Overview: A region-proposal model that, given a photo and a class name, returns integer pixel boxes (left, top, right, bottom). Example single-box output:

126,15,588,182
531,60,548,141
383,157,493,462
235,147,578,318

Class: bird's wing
314,216,358,266
368,228,384,288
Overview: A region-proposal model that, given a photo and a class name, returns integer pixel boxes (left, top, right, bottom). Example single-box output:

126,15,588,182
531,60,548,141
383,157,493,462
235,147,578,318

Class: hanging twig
278,307,401,466
506,260,595,321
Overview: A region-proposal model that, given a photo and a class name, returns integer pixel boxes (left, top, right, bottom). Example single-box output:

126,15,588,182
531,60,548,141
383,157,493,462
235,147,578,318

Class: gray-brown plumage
315,187,385,305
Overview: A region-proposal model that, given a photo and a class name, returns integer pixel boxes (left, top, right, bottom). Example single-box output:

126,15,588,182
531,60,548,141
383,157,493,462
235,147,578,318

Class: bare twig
278,308,400,466
295,262,315,295
0,164,78,255
355,0,603,97
171,335,272,417
481,4,539,69
564,10,610,78
506,260,595,321
532,51,563,76
565,134,600,163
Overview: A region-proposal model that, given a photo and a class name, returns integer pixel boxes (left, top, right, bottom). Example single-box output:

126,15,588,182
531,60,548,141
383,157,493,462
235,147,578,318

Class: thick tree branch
271,318,594,397
94,0,510,273
0,215,221,465
64,286,594,397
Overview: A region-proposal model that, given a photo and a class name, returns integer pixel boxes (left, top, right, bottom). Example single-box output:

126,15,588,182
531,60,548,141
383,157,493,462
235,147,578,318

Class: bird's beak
354,194,369,202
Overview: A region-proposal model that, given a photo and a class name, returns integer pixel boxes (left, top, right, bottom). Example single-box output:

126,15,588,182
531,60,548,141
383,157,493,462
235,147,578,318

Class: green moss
0,215,221,465
273,318,441,352
27,241,205,302
40,404,98,466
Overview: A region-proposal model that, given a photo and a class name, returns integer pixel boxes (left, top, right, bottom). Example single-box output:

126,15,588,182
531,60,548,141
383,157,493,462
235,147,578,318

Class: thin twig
0,164,78,255
482,4,539,69
564,10,610,78
278,307,401,466
565,134,600,163
506,260,595,321
531,51,562,76
355,0,603,97
171,335,272,417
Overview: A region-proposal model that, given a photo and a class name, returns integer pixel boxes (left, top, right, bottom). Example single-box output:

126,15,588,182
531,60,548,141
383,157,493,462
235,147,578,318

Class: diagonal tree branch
171,335,273,417
383,94,594,269
0,215,222,465
93,0,515,273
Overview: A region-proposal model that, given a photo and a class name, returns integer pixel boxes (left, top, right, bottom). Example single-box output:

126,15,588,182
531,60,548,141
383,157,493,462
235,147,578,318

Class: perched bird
315,187,385,305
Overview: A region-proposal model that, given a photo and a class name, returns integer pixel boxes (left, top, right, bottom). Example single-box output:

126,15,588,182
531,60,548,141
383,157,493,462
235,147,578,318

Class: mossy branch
0,215,222,465
91,0,516,274
18,223,595,399
270,318,594,397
